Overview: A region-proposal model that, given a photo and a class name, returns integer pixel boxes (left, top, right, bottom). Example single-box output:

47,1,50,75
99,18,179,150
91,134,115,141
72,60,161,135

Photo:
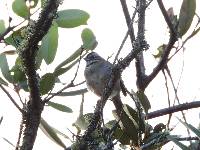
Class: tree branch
0,84,23,113
143,0,177,89
135,0,147,91
119,0,135,42
16,1,61,149
146,101,200,120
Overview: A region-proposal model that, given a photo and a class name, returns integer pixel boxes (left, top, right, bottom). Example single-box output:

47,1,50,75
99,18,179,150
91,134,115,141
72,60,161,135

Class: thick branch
135,0,147,91
146,101,200,119
17,1,60,149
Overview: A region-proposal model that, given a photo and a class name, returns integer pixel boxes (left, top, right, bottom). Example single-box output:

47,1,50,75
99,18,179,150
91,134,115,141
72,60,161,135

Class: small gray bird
84,52,126,99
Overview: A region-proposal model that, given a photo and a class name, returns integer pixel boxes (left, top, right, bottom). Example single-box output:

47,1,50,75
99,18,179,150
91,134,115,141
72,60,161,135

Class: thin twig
0,84,23,113
165,65,192,142
44,47,85,103
71,47,85,82
162,69,172,128
43,81,85,103
113,9,137,64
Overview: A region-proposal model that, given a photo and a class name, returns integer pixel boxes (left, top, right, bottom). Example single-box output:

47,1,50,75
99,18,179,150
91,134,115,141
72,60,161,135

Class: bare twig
71,46,85,82
165,65,192,142
119,0,135,43
113,8,137,64
43,81,85,103
0,84,23,113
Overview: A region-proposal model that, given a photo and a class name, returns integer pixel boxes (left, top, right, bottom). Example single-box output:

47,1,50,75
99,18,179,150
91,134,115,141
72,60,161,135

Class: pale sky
0,0,200,149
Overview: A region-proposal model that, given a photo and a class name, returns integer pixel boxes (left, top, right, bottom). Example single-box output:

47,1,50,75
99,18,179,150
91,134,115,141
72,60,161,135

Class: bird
84,52,126,99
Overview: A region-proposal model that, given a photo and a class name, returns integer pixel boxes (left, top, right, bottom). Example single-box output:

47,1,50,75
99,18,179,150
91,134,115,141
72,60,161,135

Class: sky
0,0,200,149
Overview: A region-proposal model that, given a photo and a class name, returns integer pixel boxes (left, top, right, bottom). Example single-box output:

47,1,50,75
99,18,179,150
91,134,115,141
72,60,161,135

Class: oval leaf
10,64,26,83
105,120,130,145
5,28,24,47
178,118,200,138
40,73,55,95
81,28,98,50
12,0,29,18
40,118,66,148
0,54,13,83
136,91,151,113
47,101,72,113
55,47,84,70
0,77,8,86
1,50,16,55
0,20,6,35
39,22,58,65
167,135,189,150
54,59,78,77
50,88,88,96
56,9,90,28
178,0,196,37
112,109,139,144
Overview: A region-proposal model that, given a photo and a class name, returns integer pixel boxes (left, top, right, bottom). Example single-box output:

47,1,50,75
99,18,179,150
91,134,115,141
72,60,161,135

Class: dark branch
143,0,177,89
0,84,23,113
0,26,15,42
135,0,147,91
17,0,61,149
119,0,135,42
146,101,200,119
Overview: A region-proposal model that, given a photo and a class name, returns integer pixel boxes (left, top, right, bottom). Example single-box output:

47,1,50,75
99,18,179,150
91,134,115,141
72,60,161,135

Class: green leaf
50,88,88,96
123,104,145,133
178,118,200,138
12,0,29,18
39,22,58,65
47,101,72,113
10,66,26,83
112,109,139,144
55,47,85,70
178,0,196,37
73,113,93,130
0,20,6,35
5,29,24,47
153,44,166,59
0,77,8,86
167,135,189,150
40,118,66,149
0,54,12,83
105,120,130,145
136,91,151,113
81,28,98,50
56,9,90,28
53,59,78,77
40,73,55,95
1,50,16,55
50,126,71,140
